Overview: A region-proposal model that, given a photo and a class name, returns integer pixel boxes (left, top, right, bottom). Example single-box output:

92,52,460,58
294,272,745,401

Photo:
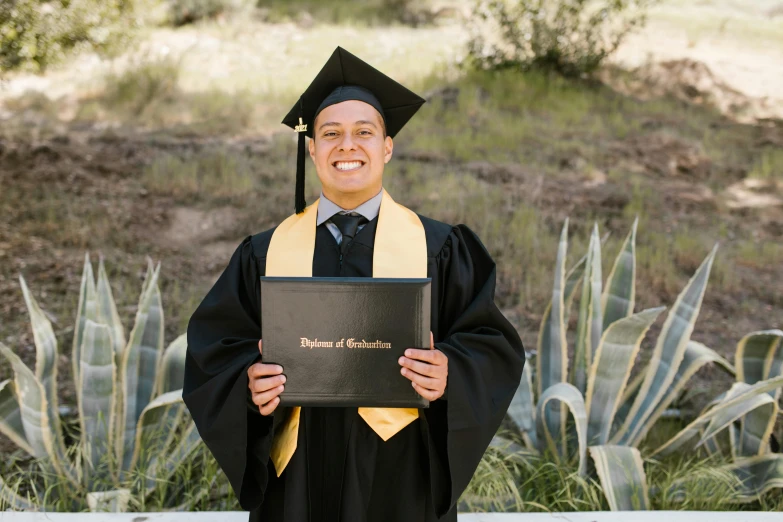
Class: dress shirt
316,189,383,244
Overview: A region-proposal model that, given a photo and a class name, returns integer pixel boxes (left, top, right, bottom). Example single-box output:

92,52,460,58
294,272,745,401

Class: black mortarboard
281,46,426,214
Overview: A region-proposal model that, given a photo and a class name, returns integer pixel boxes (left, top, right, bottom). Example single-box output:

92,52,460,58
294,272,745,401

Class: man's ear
308,136,315,160
384,136,393,164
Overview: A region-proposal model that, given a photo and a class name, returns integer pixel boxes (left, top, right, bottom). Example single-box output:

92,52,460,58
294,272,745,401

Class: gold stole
265,189,427,477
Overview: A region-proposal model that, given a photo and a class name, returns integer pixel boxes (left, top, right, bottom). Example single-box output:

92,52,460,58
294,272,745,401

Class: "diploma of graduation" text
300,337,392,349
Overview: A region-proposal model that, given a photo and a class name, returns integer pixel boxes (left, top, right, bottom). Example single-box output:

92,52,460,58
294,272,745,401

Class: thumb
258,339,263,354
430,331,434,350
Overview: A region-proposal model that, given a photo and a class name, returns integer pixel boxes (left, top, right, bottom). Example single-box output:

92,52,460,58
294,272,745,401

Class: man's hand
398,332,448,401
247,340,285,416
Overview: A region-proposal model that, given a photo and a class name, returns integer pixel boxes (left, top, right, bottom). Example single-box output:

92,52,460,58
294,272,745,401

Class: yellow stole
265,189,427,477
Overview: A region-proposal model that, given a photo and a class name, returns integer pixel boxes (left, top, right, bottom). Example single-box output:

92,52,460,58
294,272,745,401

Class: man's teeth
335,161,362,171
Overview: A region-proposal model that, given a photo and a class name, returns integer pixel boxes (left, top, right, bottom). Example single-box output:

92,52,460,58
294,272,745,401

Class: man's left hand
399,332,448,401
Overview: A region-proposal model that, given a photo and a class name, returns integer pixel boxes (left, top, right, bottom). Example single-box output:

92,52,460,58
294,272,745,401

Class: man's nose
338,133,357,151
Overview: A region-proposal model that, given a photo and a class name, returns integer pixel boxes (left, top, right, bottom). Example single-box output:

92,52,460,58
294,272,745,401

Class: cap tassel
295,127,306,214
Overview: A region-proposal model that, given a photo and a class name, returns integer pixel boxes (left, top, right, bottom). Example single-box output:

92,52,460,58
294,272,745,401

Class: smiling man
183,47,525,522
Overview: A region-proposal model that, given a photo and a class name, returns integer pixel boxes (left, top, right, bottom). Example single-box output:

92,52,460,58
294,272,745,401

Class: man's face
309,100,393,204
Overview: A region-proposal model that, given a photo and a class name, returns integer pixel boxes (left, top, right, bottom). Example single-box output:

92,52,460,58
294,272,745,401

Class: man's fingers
250,374,286,393
430,331,434,350
404,348,442,364
412,381,440,401
252,385,284,407
259,397,280,416
248,362,283,378
398,356,440,377
258,339,263,354
401,367,439,389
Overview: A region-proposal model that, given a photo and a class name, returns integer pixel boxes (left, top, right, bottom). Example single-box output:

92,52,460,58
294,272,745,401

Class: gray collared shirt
316,189,383,244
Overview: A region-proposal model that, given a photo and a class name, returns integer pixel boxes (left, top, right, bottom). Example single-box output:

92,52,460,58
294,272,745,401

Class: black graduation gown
183,214,525,521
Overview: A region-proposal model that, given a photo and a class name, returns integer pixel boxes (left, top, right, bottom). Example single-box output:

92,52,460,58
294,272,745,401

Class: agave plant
0,255,202,512
495,218,783,510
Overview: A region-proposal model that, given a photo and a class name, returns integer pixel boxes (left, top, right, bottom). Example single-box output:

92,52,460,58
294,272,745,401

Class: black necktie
330,213,368,255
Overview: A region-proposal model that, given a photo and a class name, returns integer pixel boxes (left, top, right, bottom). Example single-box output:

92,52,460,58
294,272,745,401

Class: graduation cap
282,46,426,214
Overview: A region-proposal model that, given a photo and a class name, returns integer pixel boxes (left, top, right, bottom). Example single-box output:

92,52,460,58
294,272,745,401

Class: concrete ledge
1,513,781,521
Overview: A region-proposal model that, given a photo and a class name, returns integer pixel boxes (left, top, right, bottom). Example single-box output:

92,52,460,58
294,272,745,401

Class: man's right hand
247,340,285,416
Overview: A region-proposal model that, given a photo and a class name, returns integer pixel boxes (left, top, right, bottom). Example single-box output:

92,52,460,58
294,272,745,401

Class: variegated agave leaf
537,219,569,396
73,254,99,387
589,445,649,511
18,276,70,468
0,379,34,455
653,376,783,457
573,224,602,395
78,320,117,485
0,343,56,463
613,245,718,446
698,384,777,451
117,263,164,474
129,389,184,473
96,257,126,358
143,420,202,493
734,330,782,458
644,341,735,438
506,362,537,450
723,454,783,501
535,382,587,476
536,220,569,453
736,330,783,398
601,217,637,331
585,307,664,446
150,334,189,459
154,334,188,396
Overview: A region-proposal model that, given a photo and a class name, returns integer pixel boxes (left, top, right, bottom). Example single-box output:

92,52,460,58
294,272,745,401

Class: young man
184,47,525,522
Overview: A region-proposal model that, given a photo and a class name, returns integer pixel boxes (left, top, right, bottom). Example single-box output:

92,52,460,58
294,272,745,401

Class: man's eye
324,132,337,137
358,130,371,135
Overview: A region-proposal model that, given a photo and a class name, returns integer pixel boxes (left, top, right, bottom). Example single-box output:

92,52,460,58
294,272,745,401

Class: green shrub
0,0,138,73
466,0,659,77
166,0,253,26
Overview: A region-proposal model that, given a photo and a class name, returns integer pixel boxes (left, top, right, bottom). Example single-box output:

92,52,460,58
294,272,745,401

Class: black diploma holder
260,277,431,408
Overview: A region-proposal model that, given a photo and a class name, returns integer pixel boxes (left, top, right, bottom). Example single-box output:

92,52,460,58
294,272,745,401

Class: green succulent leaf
585,307,664,446
653,376,783,457
18,275,68,465
129,389,185,474
144,419,202,493
506,361,537,450
644,340,735,437
73,254,99,387
0,342,54,461
97,257,127,358
154,333,188,396
589,445,649,511
536,382,587,476
613,245,718,446
573,224,603,394
736,329,783,398
117,262,164,474
722,455,783,500
601,217,637,331
536,219,570,453
78,320,117,483
0,379,34,455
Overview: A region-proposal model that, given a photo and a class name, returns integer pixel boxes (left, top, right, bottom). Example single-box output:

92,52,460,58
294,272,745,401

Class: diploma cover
260,277,431,408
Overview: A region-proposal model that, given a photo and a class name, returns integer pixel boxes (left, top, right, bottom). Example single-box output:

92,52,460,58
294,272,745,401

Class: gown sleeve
421,224,526,517
182,235,273,511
